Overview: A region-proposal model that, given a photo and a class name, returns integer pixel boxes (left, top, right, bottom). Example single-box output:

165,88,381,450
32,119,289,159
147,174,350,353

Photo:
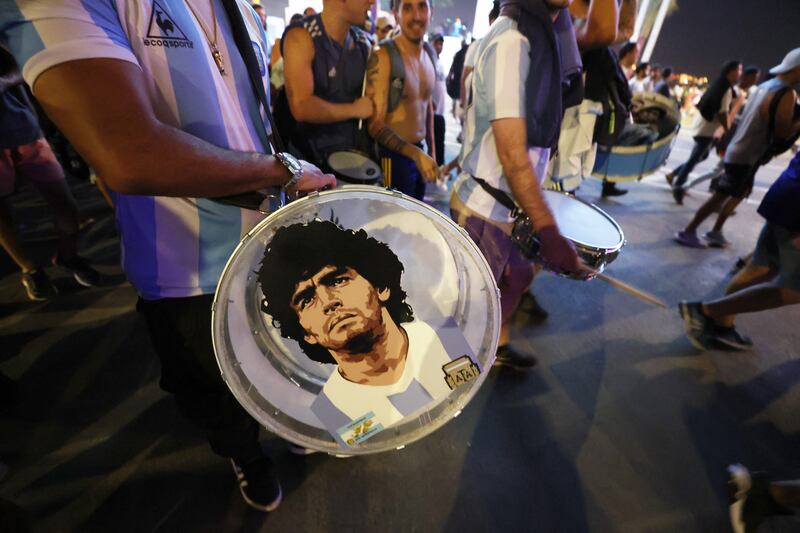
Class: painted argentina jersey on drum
1,0,271,299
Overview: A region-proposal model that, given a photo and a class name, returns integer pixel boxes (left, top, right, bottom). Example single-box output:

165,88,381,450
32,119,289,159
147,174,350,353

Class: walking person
667,60,742,205
450,0,582,369
675,50,800,248
679,149,800,350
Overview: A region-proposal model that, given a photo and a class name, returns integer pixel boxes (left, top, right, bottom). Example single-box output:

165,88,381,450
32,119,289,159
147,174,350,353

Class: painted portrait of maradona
257,220,475,447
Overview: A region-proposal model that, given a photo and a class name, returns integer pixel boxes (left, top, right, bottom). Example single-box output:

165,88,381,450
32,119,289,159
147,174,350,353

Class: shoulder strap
382,40,405,113
422,41,438,70
767,85,791,145
470,176,517,212
217,0,285,211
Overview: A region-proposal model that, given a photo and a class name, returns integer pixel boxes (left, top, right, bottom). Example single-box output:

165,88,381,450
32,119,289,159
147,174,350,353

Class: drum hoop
542,190,625,252
211,185,502,454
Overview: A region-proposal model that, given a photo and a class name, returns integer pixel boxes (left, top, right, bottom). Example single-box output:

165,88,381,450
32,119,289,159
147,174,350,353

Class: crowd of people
1,0,799,530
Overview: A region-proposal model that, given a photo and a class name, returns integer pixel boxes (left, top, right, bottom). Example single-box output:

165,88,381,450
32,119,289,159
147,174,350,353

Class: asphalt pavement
1,126,799,532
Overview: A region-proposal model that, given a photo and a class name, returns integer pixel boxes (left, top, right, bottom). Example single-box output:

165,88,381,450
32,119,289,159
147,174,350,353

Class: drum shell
510,194,624,280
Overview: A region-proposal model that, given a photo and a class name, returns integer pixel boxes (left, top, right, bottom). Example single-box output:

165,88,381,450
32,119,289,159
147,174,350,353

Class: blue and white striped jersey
1,0,272,299
453,16,550,223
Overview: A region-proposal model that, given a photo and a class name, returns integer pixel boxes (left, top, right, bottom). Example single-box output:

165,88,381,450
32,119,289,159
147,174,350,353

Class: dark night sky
653,0,800,77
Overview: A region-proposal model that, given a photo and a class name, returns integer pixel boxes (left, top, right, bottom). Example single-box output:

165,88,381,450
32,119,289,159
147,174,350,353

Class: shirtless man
366,0,439,200
282,0,374,168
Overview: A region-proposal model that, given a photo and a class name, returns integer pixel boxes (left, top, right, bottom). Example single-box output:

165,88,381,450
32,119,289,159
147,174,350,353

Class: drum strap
213,0,286,212
471,176,518,214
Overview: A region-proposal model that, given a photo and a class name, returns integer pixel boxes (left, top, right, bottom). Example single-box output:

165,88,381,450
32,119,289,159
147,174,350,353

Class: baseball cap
769,48,800,75
430,32,444,43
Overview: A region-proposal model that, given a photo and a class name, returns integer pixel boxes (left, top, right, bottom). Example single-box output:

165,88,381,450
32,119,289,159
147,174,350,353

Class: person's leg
16,139,80,262
673,136,713,188
0,196,35,273
684,191,728,233
137,295,263,463
450,194,535,369
711,196,744,233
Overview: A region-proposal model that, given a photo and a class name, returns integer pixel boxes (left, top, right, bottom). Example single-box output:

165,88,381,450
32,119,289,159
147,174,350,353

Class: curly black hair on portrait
257,220,414,364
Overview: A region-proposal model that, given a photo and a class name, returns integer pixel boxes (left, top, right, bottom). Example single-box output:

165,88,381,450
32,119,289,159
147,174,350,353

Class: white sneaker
704,230,730,248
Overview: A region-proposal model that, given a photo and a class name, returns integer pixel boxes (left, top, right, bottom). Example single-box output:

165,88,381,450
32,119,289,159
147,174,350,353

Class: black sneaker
516,292,549,321
601,182,628,197
21,269,57,301
53,254,101,287
715,326,753,351
494,345,537,371
231,457,282,512
678,301,717,350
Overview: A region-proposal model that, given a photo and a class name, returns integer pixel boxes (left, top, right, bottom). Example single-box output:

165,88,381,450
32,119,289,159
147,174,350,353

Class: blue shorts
379,145,425,200
751,221,800,292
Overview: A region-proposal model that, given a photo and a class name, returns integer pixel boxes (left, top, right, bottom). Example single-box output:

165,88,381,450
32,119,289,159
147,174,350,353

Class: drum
212,186,500,455
511,190,624,280
326,150,382,185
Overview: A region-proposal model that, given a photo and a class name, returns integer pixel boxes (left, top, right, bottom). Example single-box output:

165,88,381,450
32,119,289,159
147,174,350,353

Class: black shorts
712,163,756,199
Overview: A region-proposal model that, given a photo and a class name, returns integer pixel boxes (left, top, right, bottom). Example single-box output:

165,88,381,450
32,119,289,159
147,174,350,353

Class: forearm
502,149,555,230
289,94,358,123
369,120,421,160
97,123,289,197
615,0,636,44
578,0,619,51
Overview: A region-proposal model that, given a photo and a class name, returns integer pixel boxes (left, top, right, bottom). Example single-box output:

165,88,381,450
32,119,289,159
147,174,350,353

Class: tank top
285,14,370,163
725,78,790,167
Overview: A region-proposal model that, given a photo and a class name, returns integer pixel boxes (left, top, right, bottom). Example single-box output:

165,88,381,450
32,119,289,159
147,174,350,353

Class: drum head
212,186,500,454
543,190,624,250
327,150,382,182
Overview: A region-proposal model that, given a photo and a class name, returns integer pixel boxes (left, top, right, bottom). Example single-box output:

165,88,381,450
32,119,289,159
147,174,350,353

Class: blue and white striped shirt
1,0,271,299
454,16,550,223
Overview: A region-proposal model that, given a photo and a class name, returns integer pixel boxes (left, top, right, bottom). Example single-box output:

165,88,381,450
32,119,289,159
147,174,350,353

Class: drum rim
211,185,502,454
542,190,625,253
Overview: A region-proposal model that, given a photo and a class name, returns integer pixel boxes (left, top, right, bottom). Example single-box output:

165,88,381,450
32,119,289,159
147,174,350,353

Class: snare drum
512,190,625,280
326,150,382,185
212,186,499,454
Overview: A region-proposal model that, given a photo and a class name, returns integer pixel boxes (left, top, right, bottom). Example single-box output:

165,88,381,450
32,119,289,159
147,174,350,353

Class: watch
275,152,303,192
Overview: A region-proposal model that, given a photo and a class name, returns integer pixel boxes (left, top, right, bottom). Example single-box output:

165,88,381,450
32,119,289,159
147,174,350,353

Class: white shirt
694,87,733,137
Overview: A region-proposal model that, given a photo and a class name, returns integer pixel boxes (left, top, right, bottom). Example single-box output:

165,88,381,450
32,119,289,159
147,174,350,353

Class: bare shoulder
283,25,314,55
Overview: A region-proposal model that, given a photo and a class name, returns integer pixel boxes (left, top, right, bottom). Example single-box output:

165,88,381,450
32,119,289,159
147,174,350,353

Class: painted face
344,0,376,26
394,0,431,44
291,265,390,352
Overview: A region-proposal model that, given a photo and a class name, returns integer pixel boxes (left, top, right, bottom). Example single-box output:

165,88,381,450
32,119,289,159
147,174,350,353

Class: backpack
584,47,632,147
382,39,439,113
446,44,468,99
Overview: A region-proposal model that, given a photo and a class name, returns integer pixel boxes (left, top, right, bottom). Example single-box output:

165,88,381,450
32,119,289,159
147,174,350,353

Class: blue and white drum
212,186,500,454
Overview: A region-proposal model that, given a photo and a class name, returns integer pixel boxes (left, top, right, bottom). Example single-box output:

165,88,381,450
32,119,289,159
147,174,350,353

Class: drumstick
594,272,668,309
357,46,378,131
